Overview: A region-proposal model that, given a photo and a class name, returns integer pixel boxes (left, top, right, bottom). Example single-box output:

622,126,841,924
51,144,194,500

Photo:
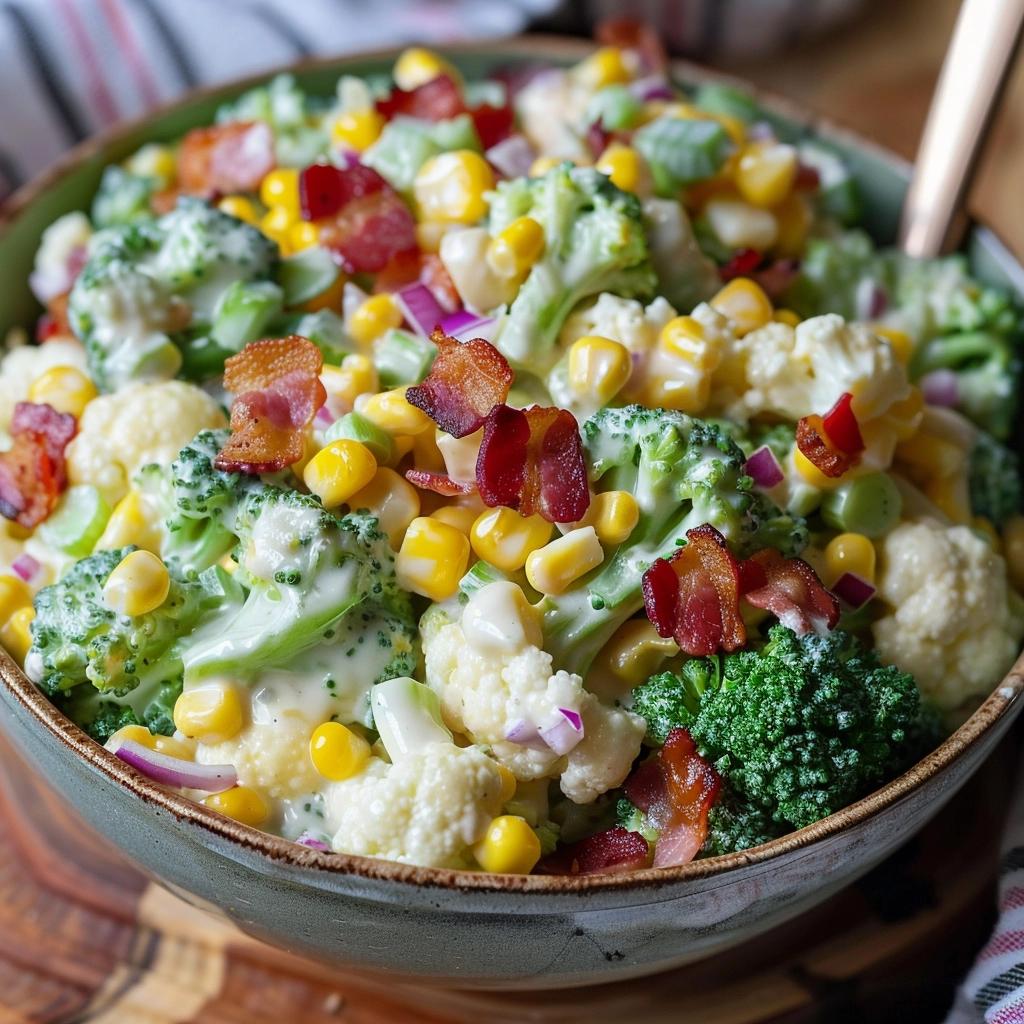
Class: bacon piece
476,404,589,524
595,17,668,73
376,75,465,122
215,337,326,474
641,524,746,656
821,391,865,456
317,189,417,274
795,414,854,478
740,547,840,635
406,329,513,439
0,403,77,528
404,468,474,497
178,121,275,195
536,827,651,876
299,162,387,222
623,728,721,868
470,103,515,149
719,248,763,282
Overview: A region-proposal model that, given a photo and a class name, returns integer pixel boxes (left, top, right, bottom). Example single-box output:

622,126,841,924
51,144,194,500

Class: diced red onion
314,406,335,429
438,309,498,343
538,707,585,756
854,278,888,320
920,369,960,408
112,739,237,792
747,121,776,142
296,831,331,851
504,718,550,752
745,446,784,489
485,134,536,179
832,572,876,609
11,553,41,584
396,282,446,338
629,76,674,101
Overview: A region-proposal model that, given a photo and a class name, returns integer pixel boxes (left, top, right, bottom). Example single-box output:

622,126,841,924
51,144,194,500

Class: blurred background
0,0,1021,249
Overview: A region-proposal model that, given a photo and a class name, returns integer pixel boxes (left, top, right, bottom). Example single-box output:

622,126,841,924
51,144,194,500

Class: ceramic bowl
1,38,1022,991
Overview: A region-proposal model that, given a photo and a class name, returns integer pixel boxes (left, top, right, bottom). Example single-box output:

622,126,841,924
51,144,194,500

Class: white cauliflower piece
324,743,504,868
558,697,647,805
559,293,677,354
515,69,593,163
30,211,91,304
872,519,1024,711
0,338,88,434
65,380,226,505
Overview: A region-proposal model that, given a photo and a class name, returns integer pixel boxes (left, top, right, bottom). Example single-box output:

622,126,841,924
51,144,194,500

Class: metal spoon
898,0,1024,258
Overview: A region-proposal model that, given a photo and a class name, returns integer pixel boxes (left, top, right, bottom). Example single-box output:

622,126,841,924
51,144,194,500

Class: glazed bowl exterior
1,38,1022,990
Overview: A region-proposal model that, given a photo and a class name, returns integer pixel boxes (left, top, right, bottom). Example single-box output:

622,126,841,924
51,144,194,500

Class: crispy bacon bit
623,728,721,868
0,403,77,528
794,162,822,191
740,547,840,635
317,188,417,274
821,391,865,456
795,414,854,478
406,329,513,439
595,17,668,72
178,121,275,195
470,103,515,149
536,827,651,876
299,162,387,222
476,404,590,524
215,337,326,474
404,469,474,497
719,248,763,282
642,524,746,656
376,75,465,122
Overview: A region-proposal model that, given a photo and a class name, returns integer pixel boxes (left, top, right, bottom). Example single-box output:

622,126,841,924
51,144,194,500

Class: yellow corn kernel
0,574,32,626
430,504,477,535
658,316,722,372
585,490,640,546
925,474,971,524
126,143,177,185
203,786,268,827
413,150,495,225
773,308,801,328
109,724,195,760
217,195,258,224
0,606,34,663
704,197,778,252
525,526,604,596
710,278,774,336
895,432,966,480
772,192,812,258
288,220,320,252
497,764,517,804
348,293,402,347
96,490,162,554
309,721,371,782
576,46,631,89
823,533,876,586
487,216,546,277
873,325,914,366
529,156,562,178
346,467,420,549
102,550,170,617
602,619,678,687
330,108,385,151
793,448,845,490
644,373,711,415
595,144,646,194
259,204,298,252
735,140,798,208
1002,515,1024,593
259,168,300,215
322,354,378,410
393,47,461,91
359,387,434,436
28,365,98,418
303,439,378,508
474,815,541,874
470,507,552,573
173,682,245,743
396,517,471,601
566,335,632,404
392,435,415,461
885,386,925,441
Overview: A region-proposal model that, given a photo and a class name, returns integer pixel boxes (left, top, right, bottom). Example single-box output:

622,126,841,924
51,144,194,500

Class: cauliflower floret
559,293,677,354
558,698,647,805
0,338,88,434
872,519,1024,711
515,69,593,163
30,211,92,304
65,380,226,505
323,743,504,868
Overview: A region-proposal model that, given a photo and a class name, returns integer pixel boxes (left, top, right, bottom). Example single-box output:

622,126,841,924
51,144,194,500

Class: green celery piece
586,85,643,132
325,411,395,465
373,328,436,387
363,114,480,193
210,280,284,352
278,247,340,306
693,83,760,123
634,117,735,197
38,485,111,556
369,676,451,763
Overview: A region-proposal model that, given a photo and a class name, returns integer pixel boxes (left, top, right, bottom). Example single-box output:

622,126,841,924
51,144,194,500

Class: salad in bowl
1,33,1022,881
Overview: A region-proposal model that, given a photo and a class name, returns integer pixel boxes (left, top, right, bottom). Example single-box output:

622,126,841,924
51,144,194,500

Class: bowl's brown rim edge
1,35,1022,897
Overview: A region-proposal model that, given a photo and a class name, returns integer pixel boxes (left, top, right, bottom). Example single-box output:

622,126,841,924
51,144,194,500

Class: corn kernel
173,682,245,743
396,517,470,601
348,293,402,347
895,432,966,480
217,195,258,224
576,46,631,89
601,619,678,686
873,325,914,366
497,765,517,804
346,467,420,549
0,606,34,663
259,168,300,215
885,386,925,441
322,355,378,411
487,216,546,277
658,316,723,371
259,204,298,251
596,144,646,194
823,532,876,586
470,507,552,573
644,373,711,414
772,192,812,257
126,143,176,186
330,108,385,151
203,786,268,827
96,490,162,554
413,150,495,225
393,47,461,91
735,140,798,208
525,526,604,596
1002,515,1024,593
0,574,32,626
924,474,971,524
773,308,801,328
309,721,370,782
109,723,195,760
474,814,541,874
102,550,170,616
303,439,378,508
566,335,632,404
704,197,778,252
793,448,844,490
529,156,562,178
710,278,774,336
583,490,640,546
289,220,320,252
430,505,477,535
28,365,98,417
360,387,433,436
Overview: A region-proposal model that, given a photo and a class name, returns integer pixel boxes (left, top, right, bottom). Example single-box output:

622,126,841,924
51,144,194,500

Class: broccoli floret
69,197,278,390
540,405,806,673
701,800,784,856
630,659,719,745
91,165,156,228
56,677,183,743
489,165,657,370
968,430,1023,528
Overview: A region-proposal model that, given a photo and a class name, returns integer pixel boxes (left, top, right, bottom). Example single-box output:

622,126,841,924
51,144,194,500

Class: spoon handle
898,0,1024,259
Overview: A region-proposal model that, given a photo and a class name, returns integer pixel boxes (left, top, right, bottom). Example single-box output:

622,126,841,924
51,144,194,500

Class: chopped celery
459,560,512,602
325,411,395,465
39,485,111,557
211,280,284,352
586,85,643,132
363,114,481,193
798,142,861,226
373,328,436,387
820,473,902,537
693,83,760,123
369,676,451,763
278,247,340,306
634,116,735,197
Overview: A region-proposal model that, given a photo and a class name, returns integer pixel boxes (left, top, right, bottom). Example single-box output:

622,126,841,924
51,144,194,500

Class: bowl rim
1,35,1022,896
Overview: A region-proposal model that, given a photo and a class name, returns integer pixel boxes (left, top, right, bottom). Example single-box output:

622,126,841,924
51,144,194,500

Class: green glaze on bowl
1,38,1022,989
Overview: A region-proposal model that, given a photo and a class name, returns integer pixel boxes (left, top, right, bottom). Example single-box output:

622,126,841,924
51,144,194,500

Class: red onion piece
396,282,446,338
485,134,536,179
296,831,331,851
747,121,776,142
538,707,585,756
438,310,498,342
919,369,960,408
112,739,237,792
629,76,674,102
11,553,41,584
314,406,336,429
745,446,784,489
832,572,876,609
504,718,550,752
